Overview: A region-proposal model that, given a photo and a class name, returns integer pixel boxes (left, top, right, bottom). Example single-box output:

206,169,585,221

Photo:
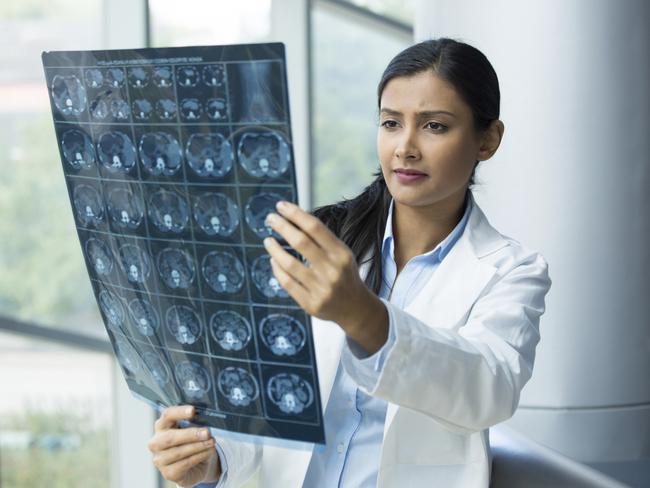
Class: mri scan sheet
42,43,325,446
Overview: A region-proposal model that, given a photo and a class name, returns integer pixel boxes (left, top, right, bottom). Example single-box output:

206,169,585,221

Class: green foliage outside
0,408,110,488
312,8,408,207
0,115,99,331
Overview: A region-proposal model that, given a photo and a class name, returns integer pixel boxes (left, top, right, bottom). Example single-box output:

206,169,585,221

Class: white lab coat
212,192,552,488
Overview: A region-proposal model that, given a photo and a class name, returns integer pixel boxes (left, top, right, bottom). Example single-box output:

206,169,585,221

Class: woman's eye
426,121,446,131
380,120,398,128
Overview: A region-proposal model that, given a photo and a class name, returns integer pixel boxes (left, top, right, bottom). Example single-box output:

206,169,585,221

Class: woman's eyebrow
380,108,456,118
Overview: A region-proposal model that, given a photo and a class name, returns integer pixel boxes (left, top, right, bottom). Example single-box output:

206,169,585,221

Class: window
311,4,411,207
0,0,105,334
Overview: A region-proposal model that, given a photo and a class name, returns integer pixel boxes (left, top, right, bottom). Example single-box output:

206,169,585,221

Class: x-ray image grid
42,43,325,446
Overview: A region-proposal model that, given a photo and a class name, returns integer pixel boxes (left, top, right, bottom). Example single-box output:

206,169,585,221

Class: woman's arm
200,436,262,488
342,251,551,435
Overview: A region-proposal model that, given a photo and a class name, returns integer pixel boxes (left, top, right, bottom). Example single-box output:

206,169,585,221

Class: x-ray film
42,43,325,446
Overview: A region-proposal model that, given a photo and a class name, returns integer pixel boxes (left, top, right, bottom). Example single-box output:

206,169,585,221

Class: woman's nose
395,130,421,160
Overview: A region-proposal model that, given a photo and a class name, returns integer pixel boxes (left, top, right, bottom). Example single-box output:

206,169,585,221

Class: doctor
148,37,552,488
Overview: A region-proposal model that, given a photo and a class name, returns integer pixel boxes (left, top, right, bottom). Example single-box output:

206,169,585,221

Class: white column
270,0,312,209
111,361,158,488
415,0,650,463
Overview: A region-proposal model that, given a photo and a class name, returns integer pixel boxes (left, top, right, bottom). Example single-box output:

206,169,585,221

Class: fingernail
186,406,193,416
265,212,277,224
198,429,208,439
276,201,288,210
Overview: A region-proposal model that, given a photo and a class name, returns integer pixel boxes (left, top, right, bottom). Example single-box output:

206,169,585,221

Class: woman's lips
394,169,427,183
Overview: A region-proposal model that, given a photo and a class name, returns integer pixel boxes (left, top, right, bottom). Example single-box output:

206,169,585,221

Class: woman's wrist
201,448,222,484
340,289,389,355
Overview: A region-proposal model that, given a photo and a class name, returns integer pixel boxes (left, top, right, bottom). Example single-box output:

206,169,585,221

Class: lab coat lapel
383,194,508,431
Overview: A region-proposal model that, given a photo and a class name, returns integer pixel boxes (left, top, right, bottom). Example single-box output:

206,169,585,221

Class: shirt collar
382,189,473,264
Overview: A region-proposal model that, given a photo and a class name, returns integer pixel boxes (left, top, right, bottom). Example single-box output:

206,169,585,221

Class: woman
148,37,552,488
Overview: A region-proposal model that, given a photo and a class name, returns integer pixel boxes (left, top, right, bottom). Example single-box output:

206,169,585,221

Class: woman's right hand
148,405,222,487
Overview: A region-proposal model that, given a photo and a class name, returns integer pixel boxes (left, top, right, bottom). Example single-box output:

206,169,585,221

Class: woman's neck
392,189,468,274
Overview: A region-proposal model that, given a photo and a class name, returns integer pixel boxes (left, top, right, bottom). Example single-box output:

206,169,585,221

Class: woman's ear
477,119,505,161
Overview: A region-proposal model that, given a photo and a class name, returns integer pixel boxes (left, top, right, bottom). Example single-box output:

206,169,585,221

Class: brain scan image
118,244,151,284
128,298,159,337
244,192,285,239
176,66,199,87
142,351,170,388
193,193,239,237
251,254,288,299
201,251,245,294
156,98,177,120
85,237,114,276
260,314,306,357
203,64,225,87
132,99,153,121
96,131,136,173
128,67,149,88
89,94,109,119
61,128,95,170
185,133,234,178
99,289,125,331
43,45,323,444
110,98,130,120
180,98,202,121
153,66,173,87
115,337,140,375
267,373,314,415
206,98,228,121
238,131,290,178
139,132,183,177
90,91,130,121
210,310,251,352
84,68,103,88
105,68,125,88
166,305,202,345
72,184,104,226
218,367,259,407
175,361,211,400
51,74,86,116
156,248,195,289
148,190,189,234
107,188,144,230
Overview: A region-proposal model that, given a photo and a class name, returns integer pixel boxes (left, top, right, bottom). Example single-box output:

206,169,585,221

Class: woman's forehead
380,71,465,115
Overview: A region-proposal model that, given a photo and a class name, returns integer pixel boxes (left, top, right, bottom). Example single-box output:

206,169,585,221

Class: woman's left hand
263,200,388,352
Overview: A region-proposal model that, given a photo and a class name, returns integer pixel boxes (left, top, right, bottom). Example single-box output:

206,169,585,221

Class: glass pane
343,0,415,25
0,1,105,334
149,0,271,47
312,5,411,207
0,331,113,487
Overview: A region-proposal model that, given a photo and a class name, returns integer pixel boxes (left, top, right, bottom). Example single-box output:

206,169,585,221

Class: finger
160,446,215,483
269,256,311,308
265,212,326,264
154,438,215,468
149,426,211,453
263,237,312,288
274,201,342,255
154,405,195,432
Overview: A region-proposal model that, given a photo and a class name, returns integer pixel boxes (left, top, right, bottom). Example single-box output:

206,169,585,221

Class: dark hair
312,37,501,294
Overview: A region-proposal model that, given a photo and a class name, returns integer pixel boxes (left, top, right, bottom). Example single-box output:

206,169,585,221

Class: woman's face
377,70,483,209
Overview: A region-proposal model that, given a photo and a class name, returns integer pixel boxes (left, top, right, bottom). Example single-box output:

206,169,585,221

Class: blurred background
0,1,648,487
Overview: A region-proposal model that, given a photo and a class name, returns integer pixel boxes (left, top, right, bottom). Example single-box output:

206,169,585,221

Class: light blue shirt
201,190,472,488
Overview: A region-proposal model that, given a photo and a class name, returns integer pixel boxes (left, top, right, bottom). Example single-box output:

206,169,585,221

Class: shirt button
337,443,345,453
